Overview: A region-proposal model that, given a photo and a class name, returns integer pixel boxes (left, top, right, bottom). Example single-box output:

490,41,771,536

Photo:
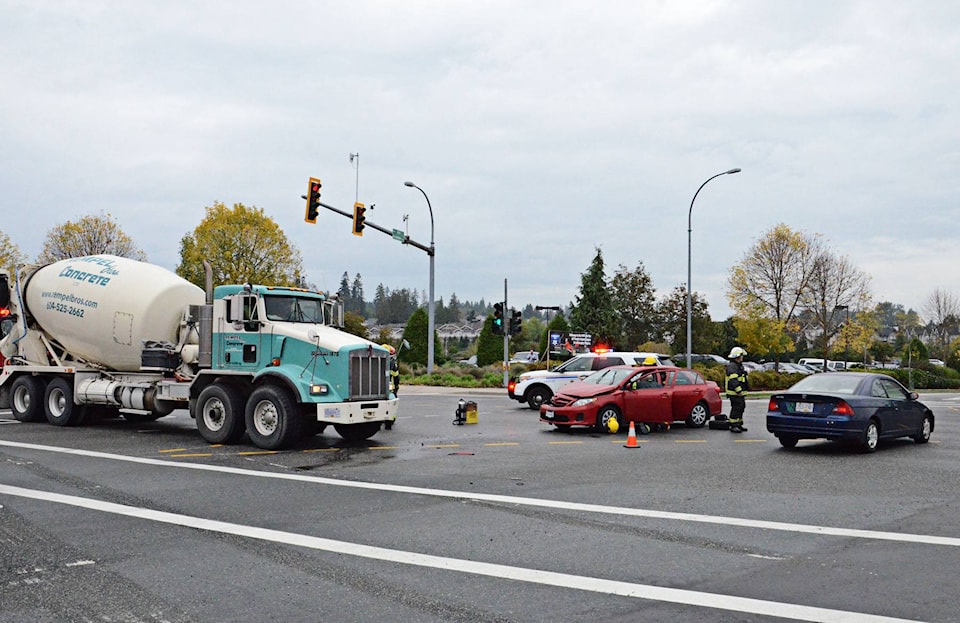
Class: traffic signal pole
503,278,509,387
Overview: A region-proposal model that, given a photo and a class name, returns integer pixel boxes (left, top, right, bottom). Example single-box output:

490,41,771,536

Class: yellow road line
484,442,520,447
158,448,187,453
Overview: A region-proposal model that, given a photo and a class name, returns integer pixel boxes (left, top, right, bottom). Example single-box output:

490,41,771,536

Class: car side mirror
909,391,920,401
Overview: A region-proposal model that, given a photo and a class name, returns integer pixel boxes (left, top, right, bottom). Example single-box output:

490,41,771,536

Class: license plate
544,410,554,419
795,402,814,413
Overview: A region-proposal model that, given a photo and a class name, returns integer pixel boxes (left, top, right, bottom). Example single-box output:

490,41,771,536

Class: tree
337,272,352,312
800,250,872,362
37,212,147,263
476,315,506,366
177,202,303,288
341,311,368,340
350,274,365,316
610,262,657,350
0,229,26,274
399,307,438,367
569,248,619,346
922,289,960,355
655,286,713,355
726,224,822,364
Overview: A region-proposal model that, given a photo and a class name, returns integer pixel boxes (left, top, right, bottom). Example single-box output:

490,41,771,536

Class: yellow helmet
607,417,620,434
381,343,396,356
642,356,658,365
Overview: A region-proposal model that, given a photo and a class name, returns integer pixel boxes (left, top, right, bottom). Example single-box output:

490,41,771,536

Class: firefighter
725,346,749,433
382,344,399,430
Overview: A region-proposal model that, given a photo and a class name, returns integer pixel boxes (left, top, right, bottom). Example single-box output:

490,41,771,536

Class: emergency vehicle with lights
0,255,397,449
507,350,675,409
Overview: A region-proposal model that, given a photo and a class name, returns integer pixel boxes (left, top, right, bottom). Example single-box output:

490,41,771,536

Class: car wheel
861,420,880,453
778,435,798,448
685,401,709,428
913,414,932,444
526,386,551,410
595,405,621,434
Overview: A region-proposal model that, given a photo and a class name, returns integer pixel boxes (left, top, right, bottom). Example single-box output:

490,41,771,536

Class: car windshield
580,368,635,386
788,374,862,395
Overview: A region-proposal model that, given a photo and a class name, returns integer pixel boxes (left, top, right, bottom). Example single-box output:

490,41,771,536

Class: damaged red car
539,365,723,432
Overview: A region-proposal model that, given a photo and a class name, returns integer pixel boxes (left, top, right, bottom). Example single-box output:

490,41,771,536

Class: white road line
0,439,957,548
0,483,918,623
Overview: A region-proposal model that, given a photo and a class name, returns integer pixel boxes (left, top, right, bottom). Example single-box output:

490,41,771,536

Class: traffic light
510,309,522,335
492,302,504,335
304,177,321,223
352,202,366,236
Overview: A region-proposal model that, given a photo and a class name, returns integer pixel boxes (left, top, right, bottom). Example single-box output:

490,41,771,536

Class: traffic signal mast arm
302,193,434,257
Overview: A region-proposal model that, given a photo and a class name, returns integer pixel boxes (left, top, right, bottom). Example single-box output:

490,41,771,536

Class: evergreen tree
338,272,352,312
477,315,506,366
569,248,620,347
399,307,438,367
350,274,365,316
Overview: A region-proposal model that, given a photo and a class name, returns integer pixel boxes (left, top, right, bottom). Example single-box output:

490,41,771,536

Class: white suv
507,351,675,409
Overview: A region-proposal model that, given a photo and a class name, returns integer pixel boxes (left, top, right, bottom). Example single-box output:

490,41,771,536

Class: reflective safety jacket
725,361,748,395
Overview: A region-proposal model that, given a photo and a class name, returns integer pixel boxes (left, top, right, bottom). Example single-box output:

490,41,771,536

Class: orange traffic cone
624,421,639,448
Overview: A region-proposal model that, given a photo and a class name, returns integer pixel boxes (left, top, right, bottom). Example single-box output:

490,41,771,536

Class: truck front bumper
315,397,399,425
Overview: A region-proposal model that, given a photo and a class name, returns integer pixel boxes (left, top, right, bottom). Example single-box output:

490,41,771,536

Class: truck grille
349,350,389,400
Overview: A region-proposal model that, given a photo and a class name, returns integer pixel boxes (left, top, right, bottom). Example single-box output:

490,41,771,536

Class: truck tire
196,384,246,444
245,385,302,450
334,422,381,442
11,376,45,423
44,377,81,426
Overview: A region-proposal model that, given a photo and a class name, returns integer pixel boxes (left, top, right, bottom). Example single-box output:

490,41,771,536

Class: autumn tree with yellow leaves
177,202,303,289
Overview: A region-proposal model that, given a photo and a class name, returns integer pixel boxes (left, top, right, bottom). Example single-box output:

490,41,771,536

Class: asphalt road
2,390,959,622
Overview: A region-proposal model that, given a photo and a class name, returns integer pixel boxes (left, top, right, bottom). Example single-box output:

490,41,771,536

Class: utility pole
503,278,509,387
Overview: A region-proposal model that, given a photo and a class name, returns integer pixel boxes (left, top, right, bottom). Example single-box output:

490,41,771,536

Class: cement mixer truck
0,255,398,449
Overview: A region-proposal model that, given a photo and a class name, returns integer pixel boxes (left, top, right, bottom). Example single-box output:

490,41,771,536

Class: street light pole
404,182,436,375
687,168,741,370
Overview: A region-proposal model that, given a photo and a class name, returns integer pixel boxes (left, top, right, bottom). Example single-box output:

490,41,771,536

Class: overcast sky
3,1,958,320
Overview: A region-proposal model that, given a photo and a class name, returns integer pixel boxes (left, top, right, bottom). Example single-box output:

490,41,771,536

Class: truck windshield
264,296,325,324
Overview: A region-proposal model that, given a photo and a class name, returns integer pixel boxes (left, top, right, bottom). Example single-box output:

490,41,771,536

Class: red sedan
539,366,723,432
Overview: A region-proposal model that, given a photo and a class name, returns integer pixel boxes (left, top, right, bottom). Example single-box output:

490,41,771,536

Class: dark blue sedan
766,372,934,452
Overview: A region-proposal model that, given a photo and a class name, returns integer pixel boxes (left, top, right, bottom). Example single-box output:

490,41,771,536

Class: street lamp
686,168,741,370
404,181,436,374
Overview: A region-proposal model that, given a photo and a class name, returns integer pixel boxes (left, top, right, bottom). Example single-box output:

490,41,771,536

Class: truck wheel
196,384,246,444
334,422,381,442
11,376,45,423
245,385,302,450
44,377,80,426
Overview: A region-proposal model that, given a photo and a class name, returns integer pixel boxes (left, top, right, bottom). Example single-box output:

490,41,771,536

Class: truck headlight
308,383,329,396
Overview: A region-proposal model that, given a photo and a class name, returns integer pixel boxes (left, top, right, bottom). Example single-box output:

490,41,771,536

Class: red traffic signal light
304,177,322,223
352,202,366,236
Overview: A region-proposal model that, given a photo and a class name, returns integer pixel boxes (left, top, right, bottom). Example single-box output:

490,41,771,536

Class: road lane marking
0,483,918,623
1,439,957,548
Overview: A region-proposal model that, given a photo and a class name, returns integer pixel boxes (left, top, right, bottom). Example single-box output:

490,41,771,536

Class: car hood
555,382,617,399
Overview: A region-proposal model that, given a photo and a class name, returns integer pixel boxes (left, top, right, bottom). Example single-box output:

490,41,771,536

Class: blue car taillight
831,400,855,416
